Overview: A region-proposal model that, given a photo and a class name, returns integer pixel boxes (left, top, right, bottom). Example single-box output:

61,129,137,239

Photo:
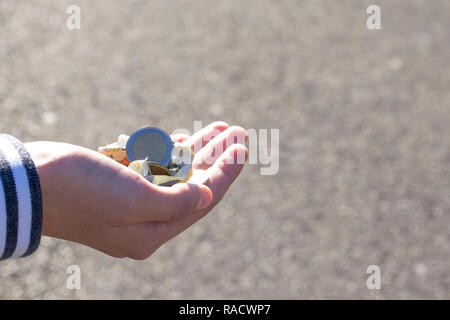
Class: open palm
25,122,248,259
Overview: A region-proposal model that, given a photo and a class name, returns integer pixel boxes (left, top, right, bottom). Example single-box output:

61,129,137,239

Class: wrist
23,141,62,238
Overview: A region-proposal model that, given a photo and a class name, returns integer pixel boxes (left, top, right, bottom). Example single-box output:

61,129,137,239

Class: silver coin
126,127,174,166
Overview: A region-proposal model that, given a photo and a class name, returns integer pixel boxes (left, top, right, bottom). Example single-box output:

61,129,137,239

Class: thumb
134,183,213,223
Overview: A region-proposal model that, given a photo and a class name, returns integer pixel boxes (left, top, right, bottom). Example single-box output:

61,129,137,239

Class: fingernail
196,187,212,210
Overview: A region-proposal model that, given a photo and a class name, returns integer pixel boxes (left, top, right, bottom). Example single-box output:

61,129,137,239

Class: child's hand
25,122,248,259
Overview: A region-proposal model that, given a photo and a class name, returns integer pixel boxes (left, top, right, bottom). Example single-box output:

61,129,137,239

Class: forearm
0,134,42,260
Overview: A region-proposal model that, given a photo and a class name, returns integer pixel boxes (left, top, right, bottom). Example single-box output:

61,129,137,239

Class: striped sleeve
0,134,42,260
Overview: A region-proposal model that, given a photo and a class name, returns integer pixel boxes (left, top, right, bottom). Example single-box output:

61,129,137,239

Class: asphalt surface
0,0,449,299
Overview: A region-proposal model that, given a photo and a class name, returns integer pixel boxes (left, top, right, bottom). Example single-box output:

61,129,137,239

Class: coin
126,127,174,166
145,175,183,187
171,143,194,182
128,159,150,176
171,143,192,166
174,163,193,182
98,135,129,164
128,159,172,178
117,134,129,149
120,157,130,166
98,146,127,162
99,127,199,187
149,163,171,176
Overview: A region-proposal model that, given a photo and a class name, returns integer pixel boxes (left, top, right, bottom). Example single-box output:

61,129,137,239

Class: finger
127,181,213,224
204,143,248,205
171,133,190,143
158,144,248,242
193,126,248,170
183,121,229,153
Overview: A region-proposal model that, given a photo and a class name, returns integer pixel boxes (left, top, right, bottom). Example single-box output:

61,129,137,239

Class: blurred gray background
0,0,449,299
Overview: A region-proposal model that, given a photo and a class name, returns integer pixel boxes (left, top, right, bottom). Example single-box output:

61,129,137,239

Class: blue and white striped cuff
0,134,42,260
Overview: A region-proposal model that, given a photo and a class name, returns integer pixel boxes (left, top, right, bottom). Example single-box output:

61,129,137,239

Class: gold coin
99,147,127,162
149,163,171,176
145,175,183,187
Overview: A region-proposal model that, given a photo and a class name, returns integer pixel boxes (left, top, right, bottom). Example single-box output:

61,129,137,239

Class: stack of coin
97,134,130,165
98,127,207,187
